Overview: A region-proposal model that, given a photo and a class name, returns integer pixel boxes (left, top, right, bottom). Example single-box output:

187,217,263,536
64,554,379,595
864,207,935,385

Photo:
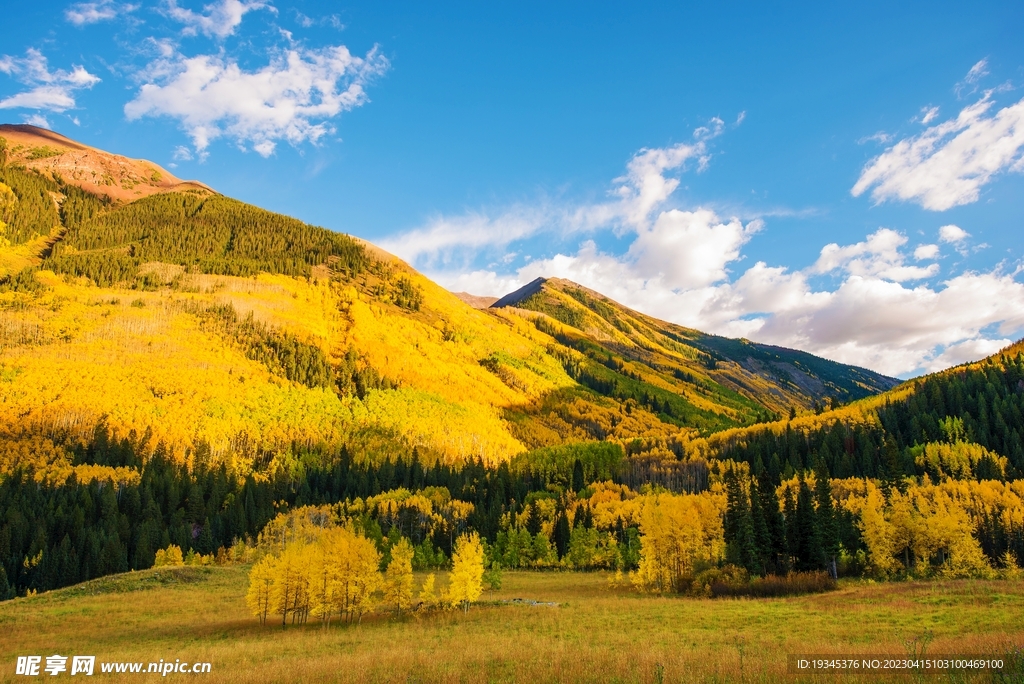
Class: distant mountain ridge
0,125,898,483
490,276,898,412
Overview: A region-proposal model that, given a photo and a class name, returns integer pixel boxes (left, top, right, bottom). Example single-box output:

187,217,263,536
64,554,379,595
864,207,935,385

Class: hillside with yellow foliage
0,129,897,483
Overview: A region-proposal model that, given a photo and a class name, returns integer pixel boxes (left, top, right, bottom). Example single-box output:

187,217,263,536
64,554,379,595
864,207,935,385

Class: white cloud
383,122,724,266
165,0,271,39
852,91,1024,210
613,127,720,228
627,210,759,289
65,0,136,25
441,230,1023,377
22,113,51,129
743,270,1024,375
125,44,387,158
812,228,938,282
858,131,894,145
956,58,989,98
383,208,550,270
0,49,100,112
392,141,1022,378
919,106,939,124
939,224,969,243
293,10,343,30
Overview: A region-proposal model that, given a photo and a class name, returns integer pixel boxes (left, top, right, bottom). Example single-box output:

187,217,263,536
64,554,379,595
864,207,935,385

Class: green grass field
1,568,1022,683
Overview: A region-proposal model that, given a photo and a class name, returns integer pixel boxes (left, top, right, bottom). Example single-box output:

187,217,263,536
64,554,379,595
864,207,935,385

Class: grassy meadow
1,568,1022,683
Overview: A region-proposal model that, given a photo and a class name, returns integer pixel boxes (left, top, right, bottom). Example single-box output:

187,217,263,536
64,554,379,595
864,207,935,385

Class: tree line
0,426,635,598
47,192,369,280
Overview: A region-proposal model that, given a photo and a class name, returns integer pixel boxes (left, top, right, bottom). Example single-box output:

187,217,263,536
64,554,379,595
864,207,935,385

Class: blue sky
2,1,1024,377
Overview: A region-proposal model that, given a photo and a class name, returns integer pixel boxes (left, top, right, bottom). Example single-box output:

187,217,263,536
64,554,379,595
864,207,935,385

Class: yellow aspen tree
858,486,900,577
448,532,484,612
296,545,315,625
271,544,309,627
942,529,994,579
632,493,724,593
1000,551,1022,580
348,533,382,624
246,555,277,626
383,537,415,617
307,540,339,627
886,491,920,572
163,544,184,565
418,573,437,610
325,527,361,624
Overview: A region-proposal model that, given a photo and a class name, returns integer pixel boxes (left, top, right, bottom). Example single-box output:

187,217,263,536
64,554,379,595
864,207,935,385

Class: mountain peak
490,277,548,308
0,123,211,203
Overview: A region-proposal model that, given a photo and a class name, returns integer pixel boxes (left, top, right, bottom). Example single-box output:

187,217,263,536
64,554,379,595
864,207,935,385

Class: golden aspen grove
1,126,1023,682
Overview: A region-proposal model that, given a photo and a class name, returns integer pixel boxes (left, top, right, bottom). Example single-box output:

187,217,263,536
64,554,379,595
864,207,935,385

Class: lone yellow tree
383,537,415,616
448,532,484,612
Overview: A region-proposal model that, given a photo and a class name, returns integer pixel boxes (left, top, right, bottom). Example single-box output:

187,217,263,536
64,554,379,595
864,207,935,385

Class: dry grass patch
1,569,1022,683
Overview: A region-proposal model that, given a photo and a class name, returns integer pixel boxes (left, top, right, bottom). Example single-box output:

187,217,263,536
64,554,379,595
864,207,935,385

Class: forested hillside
0,130,896,480
4,128,1012,601
705,341,1024,481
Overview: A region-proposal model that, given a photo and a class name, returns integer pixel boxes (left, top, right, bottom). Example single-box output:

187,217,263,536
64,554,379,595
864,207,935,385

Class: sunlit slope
695,338,1024,481
492,278,898,417
0,129,900,477
0,268,539,473
0,123,209,203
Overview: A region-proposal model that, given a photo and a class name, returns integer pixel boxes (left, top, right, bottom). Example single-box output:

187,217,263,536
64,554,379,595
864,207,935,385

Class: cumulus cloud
389,139,1023,378
811,228,938,282
65,0,136,25
613,125,721,228
0,48,100,112
852,87,1024,211
443,226,1023,376
939,224,970,243
165,0,272,39
740,269,1024,375
627,210,758,289
124,44,387,158
172,145,193,161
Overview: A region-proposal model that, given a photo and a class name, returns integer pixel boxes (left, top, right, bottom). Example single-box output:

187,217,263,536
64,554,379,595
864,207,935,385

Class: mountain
698,338,1024,482
0,126,897,485
491,277,897,416
0,124,210,203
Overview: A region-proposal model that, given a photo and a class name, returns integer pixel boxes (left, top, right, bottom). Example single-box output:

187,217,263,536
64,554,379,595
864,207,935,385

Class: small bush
693,566,837,599
483,562,503,591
